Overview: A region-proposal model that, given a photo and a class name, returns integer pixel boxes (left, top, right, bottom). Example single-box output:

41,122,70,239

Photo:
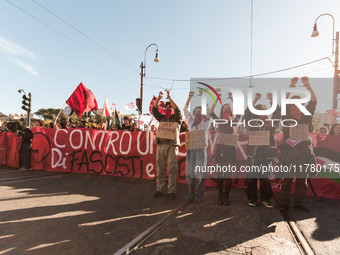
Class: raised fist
189,91,195,97
166,89,171,98
228,92,233,99
267,93,272,100
290,77,298,87
301,76,309,86
255,93,262,99
159,91,165,98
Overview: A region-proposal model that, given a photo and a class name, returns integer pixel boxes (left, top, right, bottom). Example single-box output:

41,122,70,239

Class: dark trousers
215,146,236,198
20,143,31,169
280,178,307,206
246,178,272,201
246,152,272,201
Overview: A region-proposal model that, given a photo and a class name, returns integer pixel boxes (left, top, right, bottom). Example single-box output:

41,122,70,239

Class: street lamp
139,43,160,114
311,13,340,109
18,89,26,95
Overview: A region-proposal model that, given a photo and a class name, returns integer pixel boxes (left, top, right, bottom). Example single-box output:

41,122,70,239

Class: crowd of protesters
149,77,339,214
1,76,340,212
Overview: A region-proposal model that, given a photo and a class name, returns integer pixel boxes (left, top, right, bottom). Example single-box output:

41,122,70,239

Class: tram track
273,194,314,255
0,171,70,182
115,190,316,255
0,169,317,255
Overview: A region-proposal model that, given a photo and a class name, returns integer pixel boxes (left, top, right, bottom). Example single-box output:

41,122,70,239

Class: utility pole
140,61,144,114
333,31,340,109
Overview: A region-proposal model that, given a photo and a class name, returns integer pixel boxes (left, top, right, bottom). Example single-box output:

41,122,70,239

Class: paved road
0,167,339,254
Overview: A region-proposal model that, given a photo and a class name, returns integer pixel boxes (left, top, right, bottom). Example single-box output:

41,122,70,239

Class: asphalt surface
0,166,340,255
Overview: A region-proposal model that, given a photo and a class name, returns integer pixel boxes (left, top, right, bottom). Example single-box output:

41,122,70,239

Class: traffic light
136,98,141,113
21,93,31,112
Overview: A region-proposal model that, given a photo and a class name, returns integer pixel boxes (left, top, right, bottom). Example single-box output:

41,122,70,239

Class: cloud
10,58,38,75
0,37,38,60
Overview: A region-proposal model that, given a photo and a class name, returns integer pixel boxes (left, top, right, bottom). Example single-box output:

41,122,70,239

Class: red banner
0,132,21,168
1,128,340,199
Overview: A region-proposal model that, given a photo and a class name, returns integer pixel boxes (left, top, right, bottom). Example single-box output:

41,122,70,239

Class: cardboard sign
289,124,309,141
185,129,206,150
156,122,178,140
216,133,238,146
248,131,270,146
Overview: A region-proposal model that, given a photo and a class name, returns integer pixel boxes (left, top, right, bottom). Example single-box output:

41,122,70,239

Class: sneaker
19,167,28,171
261,200,274,209
186,197,193,203
168,193,176,200
193,198,203,204
153,191,164,198
248,199,257,207
294,205,308,212
223,197,231,206
278,204,288,211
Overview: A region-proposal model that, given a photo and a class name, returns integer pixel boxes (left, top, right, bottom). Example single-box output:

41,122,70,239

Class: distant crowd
1,115,339,136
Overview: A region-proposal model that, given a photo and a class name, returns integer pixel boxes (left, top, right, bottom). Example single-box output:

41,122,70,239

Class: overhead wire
32,0,167,91
6,0,140,82
249,0,253,88
32,0,141,75
6,0,335,106
145,55,334,83
33,0,334,94
7,1,178,103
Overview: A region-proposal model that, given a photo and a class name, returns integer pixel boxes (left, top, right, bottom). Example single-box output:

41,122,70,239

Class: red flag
66,82,98,117
149,95,166,115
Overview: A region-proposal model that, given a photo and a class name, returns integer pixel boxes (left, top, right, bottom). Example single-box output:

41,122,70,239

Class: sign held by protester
217,133,238,146
248,131,270,146
185,129,206,150
289,124,309,141
156,122,178,140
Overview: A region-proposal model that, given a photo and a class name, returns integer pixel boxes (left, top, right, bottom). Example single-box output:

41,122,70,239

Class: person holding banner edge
152,90,183,200
244,92,281,209
278,76,317,212
184,90,211,203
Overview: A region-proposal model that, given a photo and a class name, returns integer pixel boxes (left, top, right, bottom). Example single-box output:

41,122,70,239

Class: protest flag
102,95,112,117
149,95,166,115
326,108,340,124
124,102,137,110
113,108,121,129
66,82,98,117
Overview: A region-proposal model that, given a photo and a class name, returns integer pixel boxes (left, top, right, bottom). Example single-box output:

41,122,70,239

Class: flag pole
113,108,116,125
54,103,67,125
